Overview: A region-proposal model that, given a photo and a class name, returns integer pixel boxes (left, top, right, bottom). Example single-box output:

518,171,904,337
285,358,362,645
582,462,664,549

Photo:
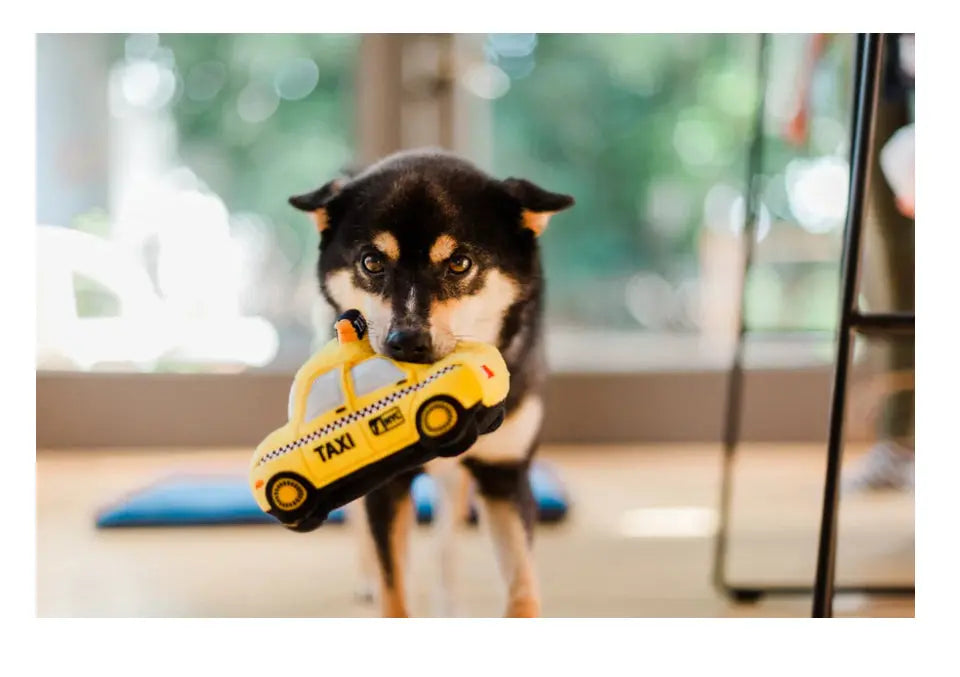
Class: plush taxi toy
249,309,509,532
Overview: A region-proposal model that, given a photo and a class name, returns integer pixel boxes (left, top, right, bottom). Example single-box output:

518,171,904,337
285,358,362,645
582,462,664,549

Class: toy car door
296,366,365,485
347,356,419,456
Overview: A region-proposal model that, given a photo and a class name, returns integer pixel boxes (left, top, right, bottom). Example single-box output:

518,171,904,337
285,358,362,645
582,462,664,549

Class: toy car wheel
285,513,326,533
416,395,471,455
479,402,506,435
438,418,478,458
265,472,316,525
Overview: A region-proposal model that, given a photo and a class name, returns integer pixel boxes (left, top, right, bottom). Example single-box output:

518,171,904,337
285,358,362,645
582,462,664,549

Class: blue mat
96,462,569,528
411,463,569,524
95,476,346,527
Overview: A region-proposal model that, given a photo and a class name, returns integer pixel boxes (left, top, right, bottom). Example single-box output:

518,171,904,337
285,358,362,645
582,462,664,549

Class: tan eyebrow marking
372,231,400,261
429,234,458,264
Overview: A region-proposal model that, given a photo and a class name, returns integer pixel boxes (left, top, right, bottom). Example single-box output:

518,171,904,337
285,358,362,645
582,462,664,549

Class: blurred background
36,33,857,374
35,33,914,618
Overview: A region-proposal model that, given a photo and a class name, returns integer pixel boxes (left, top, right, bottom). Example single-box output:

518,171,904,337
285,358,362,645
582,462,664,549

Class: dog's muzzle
384,327,433,363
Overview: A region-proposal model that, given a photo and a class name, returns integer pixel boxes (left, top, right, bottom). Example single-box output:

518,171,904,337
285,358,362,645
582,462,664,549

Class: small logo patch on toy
369,406,405,436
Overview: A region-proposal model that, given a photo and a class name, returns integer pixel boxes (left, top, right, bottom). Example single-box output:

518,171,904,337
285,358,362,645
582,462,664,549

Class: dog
289,148,574,617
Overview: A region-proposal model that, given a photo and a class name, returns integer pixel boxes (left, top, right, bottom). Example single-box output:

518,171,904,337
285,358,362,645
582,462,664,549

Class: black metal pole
712,33,913,604
811,32,885,618
712,33,769,596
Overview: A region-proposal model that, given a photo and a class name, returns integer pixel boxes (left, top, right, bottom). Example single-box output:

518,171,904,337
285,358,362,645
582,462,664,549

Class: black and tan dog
289,149,573,617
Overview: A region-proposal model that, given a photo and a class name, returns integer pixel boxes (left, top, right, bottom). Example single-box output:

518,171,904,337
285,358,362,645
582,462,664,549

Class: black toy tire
479,402,506,435
416,395,470,456
265,472,317,525
285,513,326,533
435,419,478,458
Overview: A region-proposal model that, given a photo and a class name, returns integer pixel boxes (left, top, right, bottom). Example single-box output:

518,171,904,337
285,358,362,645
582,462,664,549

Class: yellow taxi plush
250,309,509,532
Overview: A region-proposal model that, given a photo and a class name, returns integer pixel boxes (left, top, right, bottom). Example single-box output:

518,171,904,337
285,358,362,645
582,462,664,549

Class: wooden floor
35,444,914,618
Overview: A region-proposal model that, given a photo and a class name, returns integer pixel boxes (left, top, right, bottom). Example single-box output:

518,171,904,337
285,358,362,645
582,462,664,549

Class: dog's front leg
464,458,540,618
428,459,471,617
364,470,418,617
349,498,378,604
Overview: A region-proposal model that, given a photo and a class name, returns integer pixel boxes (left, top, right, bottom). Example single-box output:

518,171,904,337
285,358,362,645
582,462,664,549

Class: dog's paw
505,596,540,618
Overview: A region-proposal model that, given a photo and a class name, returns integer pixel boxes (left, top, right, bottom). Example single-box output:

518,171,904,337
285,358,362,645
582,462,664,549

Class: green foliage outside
109,33,855,337
490,34,854,330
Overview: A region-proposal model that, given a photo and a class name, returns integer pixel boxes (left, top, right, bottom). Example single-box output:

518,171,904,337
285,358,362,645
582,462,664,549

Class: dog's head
289,149,574,363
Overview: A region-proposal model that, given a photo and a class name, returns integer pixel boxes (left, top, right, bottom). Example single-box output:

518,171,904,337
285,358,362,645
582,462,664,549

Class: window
479,34,856,370
36,33,358,373
287,381,298,421
38,33,857,377
350,358,407,398
301,370,344,423
37,34,867,448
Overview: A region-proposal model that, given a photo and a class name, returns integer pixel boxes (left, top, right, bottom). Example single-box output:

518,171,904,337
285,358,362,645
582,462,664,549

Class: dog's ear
289,178,346,233
502,178,575,236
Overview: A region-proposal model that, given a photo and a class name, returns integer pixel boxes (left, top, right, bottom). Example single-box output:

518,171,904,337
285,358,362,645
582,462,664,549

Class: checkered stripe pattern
256,364,459,467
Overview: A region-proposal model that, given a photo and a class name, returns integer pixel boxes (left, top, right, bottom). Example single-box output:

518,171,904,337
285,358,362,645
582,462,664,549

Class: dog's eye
448,254,472,275
361,253,385,275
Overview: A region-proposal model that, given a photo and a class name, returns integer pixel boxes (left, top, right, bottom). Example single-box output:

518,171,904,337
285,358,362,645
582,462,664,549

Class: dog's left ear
502,178,575,236
289,178,346,233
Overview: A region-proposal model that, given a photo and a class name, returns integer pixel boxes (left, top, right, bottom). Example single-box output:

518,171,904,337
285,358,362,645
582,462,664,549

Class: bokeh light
237,81,280,123
785,155,849,233
462,63,511,100
118,59,177,110
273,57,320,101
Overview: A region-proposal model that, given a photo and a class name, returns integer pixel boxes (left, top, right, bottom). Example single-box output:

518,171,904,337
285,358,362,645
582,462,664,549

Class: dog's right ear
288,178,346,233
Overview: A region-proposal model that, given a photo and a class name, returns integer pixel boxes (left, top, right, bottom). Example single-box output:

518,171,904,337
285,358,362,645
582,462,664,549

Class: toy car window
302,369,344,422
350,357,407,398
287,381,297,420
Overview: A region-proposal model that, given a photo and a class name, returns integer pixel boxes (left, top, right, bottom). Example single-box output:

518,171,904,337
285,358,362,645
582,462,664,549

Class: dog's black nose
385,329,433,363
